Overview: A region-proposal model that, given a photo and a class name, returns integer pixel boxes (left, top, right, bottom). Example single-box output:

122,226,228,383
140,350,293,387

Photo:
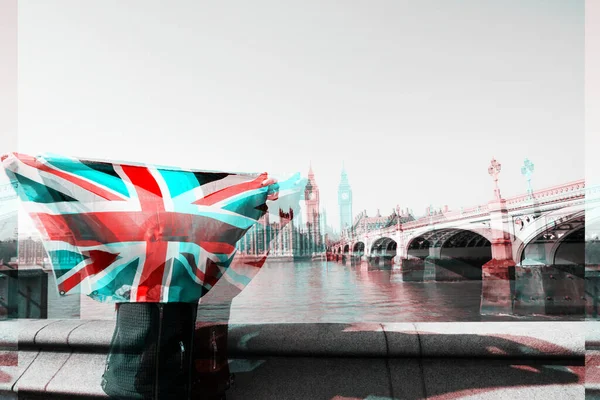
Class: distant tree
0,240,17,265
586,240,600,265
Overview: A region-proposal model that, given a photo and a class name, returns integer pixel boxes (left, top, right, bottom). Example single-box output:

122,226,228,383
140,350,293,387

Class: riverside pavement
0,319,594,399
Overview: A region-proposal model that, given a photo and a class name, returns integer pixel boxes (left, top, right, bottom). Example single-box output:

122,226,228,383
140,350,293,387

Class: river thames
40,260,579,323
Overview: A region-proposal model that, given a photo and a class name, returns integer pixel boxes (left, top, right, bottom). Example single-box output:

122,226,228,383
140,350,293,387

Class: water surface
72,261,581,323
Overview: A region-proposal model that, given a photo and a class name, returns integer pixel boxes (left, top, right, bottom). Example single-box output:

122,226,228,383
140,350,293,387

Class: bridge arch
343,244,350,253
552,227,584,265
407,228,492,250
406,229,491,280
517,211,585,265
439,230,492,279
370,237,397,266
352,241,365,259
407,237,431,259
353,241,365,252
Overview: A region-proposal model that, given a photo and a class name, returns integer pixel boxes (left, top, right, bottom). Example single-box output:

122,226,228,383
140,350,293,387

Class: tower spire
338,162,352,234
340,162,348,184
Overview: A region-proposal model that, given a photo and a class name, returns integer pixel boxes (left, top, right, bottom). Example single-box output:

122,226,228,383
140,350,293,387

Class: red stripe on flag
34,212,247,246
203,259,221,288
58,250,120,293
199,241,235,254
135,241,168,301
120,165,168,301
120,165,164,199
193,173,268,206
16,154,125,201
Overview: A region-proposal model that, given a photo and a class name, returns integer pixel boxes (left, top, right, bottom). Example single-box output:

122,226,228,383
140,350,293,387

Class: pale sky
2,0,585,232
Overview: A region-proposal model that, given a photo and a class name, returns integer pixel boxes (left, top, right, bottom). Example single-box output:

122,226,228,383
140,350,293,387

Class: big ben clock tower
338,165,353,233
305,164,322,252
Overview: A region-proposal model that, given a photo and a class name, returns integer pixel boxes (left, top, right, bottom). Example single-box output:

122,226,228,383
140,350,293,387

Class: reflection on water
62,261,580,322
211,261,487,324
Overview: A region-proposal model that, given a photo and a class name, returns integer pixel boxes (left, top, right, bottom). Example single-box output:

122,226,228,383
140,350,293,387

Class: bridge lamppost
482,156,517,315
521,158,534,196
488,158,502,200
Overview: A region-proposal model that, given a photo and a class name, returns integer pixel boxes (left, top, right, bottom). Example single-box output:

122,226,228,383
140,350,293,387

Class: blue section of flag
45,155,130,198
91,259,140,302
168,258,205,302
48,250,86,279
158,169,199,198
224,265,253,287
9,172,77,203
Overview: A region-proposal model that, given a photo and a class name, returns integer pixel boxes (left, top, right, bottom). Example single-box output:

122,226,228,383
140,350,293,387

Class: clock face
341,192,349,200
309,192,316,200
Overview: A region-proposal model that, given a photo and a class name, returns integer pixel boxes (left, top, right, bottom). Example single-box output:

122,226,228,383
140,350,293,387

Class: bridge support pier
423,248,442,281
400,257,426,281
513,264,546,315
481,258,515,315
513,263,586,316
423,258,436,281
359,255,369,269
586,264,600,318
481,199,515,315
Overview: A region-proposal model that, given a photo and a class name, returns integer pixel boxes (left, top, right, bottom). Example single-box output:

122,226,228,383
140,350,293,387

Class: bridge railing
398,204,489,231
331,179,594,248
505,179,586,210
373,181,590,237
334,205,493,246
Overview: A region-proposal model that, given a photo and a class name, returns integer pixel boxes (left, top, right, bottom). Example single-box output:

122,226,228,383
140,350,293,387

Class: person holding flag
2,152,306,399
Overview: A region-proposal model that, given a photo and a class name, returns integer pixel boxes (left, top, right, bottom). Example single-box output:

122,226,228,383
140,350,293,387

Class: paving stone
18,320,56,347
0,321,18,348
0,350,37,393
45,352,107,397
227,356,391,400
413,322,585,358
421,359,584,400
67,320,115,350
440,384,584,399
382,323,421,357
228,323,388,357
388,358,425,399
33,320,89,347
13,350,68,392
0,321,19,394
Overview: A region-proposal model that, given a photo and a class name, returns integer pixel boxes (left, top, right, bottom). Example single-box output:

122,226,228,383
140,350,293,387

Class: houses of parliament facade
235,165,353,258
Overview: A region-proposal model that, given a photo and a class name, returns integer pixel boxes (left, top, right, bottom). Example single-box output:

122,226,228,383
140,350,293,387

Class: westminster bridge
329,177,600,316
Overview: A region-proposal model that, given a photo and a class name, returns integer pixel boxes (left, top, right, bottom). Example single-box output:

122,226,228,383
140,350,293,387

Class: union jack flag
1,152,305,303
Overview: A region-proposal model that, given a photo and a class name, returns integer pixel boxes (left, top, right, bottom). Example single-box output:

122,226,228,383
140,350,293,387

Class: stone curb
0,320,593,399
4,319,591,359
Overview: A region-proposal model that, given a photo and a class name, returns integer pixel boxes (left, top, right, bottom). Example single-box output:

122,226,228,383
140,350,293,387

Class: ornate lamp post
521,158,534,196
488,158,502,200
